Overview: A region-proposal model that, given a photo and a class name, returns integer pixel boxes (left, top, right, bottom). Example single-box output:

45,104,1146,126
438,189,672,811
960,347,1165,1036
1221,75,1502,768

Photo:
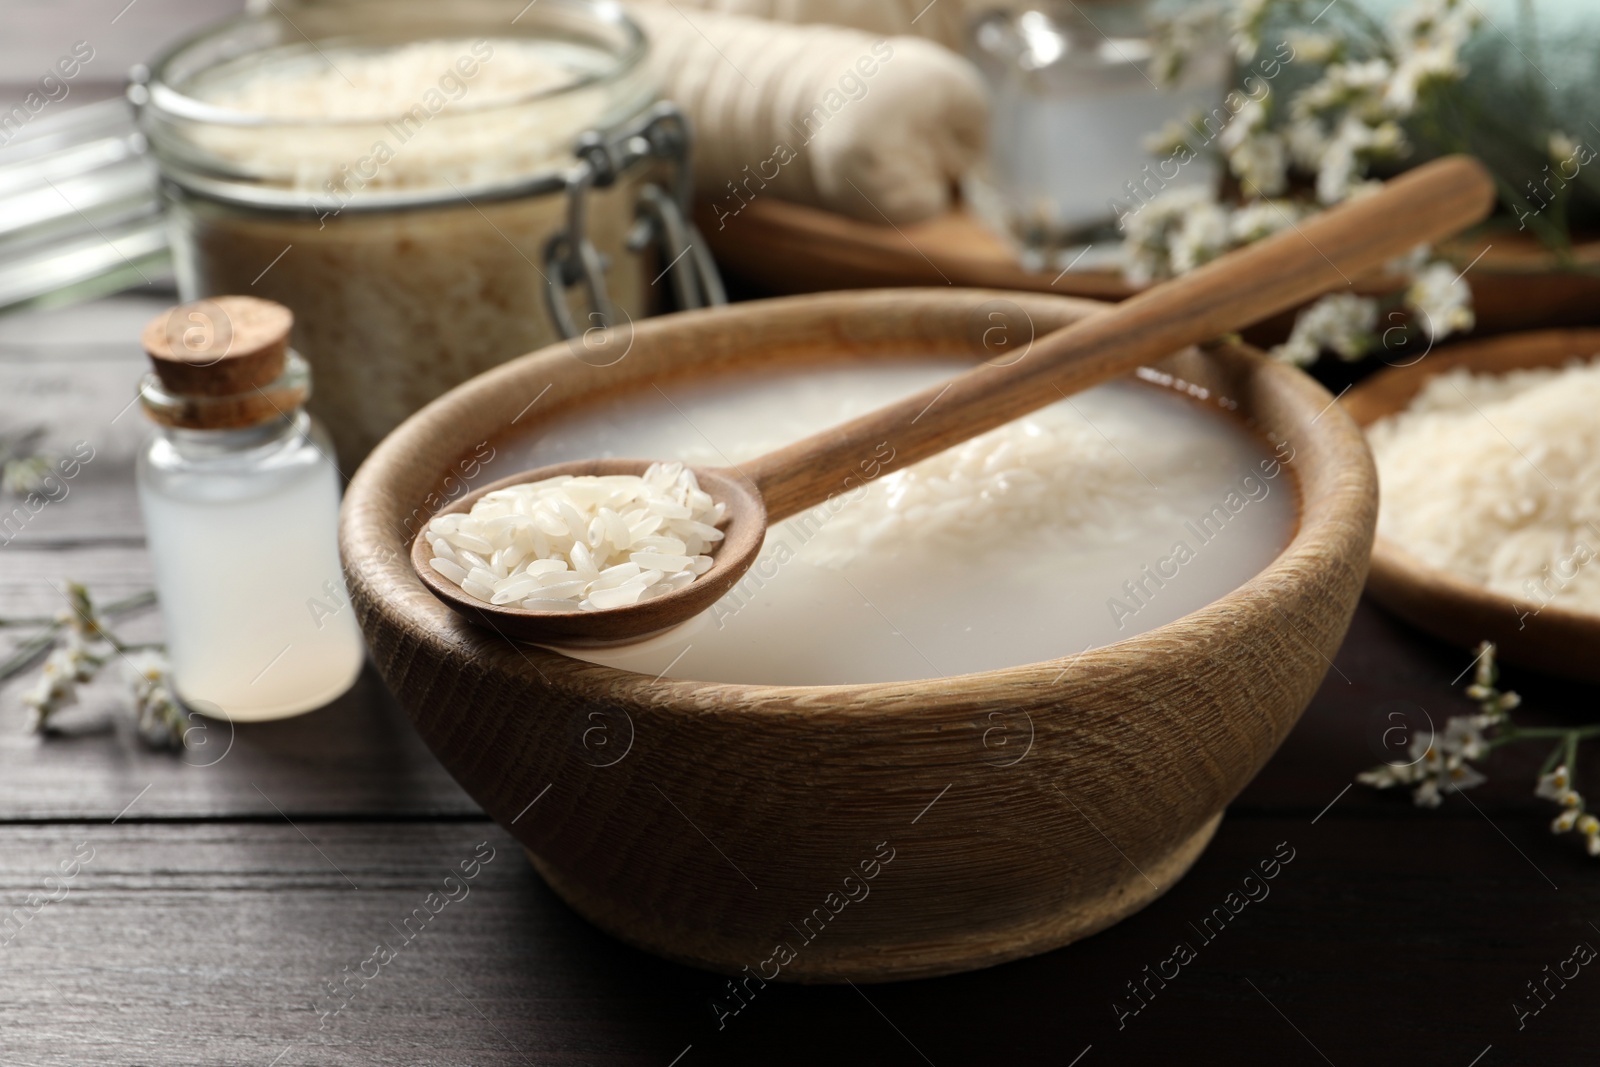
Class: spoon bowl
410,459,766,642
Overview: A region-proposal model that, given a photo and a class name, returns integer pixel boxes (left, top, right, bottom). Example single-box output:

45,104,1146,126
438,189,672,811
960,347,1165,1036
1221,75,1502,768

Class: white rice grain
426,462,726,612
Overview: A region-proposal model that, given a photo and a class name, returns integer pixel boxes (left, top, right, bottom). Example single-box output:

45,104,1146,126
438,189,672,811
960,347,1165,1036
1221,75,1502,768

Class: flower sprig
1359,642,1600,858
3,582,185,749
1138,0,1483,365
1,427,54,496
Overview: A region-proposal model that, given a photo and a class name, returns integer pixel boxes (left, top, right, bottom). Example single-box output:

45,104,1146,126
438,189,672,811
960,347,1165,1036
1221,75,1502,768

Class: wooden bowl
341,289,1377,982
1343,328,1600,681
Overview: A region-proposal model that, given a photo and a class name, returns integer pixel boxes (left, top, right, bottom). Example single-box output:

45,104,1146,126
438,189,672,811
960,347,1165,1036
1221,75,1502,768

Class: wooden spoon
413,155,1497,642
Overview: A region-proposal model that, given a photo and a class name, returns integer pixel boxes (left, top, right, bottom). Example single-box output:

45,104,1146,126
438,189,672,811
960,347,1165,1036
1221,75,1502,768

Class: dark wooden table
3,291,1598,1067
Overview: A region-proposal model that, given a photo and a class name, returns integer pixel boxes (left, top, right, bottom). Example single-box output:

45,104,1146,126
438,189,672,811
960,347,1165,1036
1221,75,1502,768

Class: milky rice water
485,358,1295,685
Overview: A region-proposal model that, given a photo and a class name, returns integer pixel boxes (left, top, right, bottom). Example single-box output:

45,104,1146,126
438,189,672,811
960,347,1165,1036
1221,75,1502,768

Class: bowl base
524,812,1223,984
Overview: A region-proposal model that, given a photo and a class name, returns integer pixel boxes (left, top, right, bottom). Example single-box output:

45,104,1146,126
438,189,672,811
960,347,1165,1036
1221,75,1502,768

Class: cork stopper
142,296,293,396
139,297,307,431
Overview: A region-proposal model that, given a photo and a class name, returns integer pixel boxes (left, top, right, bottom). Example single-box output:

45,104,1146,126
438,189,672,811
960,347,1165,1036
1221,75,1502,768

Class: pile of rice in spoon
425,463,725,611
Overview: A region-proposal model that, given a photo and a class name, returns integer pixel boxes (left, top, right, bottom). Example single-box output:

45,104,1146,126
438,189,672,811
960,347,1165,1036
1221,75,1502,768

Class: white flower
1119,188,1216,285
1359,762,1416,789
1400,735,1486,807
1315,116,1406,204
1580,814,1600,856
21,632,108,732
1294,59,1395,120
1148,4,1228,85
1548,131,1579,166
1472,641,1498,689
1393,0,1480,53
22,648,83,731
1386,42,1466,115
2,455,53,495
1228,199,1299,243
1386,244,1432,277
1535,764,1589,849
1230,0,1276,61
1286,118,1328,170
1143,119,1198,158
1414,777,1444,808
1366,120,1406,156
1316,129,1361,204
1361,691,1490,810
1273,337,1318,369
1440,716,1487,760
124,650,186,750
1272,293,1379,365
1536,766,1572,802
1386,0,1477,114
1220,100,1288,200
1229,133,1289,198
1443,754,1487,795
1285,30,1338,65
1219,98,1269,154
1170,200,1231,275
1338,59,1395,94
1406,261,1474,340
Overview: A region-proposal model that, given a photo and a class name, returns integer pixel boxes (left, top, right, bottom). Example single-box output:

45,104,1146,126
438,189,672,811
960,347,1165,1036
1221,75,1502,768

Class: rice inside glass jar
135,0,680,464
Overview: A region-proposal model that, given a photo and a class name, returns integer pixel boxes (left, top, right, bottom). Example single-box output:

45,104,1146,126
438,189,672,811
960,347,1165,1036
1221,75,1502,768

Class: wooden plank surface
0,99,1596,1067
4,291,1600,1062
0,814,1596,1067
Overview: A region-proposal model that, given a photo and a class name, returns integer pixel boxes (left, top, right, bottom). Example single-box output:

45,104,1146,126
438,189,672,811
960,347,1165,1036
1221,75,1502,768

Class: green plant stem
1486,725,1600,768
1540,741,1567,776
0,630,57,683
0,589,158,684
1504,725,1600,740
101,591,157,617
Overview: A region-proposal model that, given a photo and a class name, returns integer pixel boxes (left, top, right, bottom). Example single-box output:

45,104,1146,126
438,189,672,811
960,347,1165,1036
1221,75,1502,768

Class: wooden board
699,197,1136,300
700,198,1600,338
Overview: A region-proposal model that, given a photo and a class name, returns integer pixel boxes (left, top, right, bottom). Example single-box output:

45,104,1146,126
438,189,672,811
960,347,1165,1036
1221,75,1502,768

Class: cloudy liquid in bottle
138,415,364,719
135,296,363,721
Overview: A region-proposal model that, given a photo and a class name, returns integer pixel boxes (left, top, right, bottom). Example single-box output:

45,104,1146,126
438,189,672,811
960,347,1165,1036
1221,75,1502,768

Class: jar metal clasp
544,101,725,341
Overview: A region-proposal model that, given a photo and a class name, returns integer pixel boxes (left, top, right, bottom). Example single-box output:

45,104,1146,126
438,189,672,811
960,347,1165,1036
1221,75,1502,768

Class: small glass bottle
135,296,364,721
964,2,1229,261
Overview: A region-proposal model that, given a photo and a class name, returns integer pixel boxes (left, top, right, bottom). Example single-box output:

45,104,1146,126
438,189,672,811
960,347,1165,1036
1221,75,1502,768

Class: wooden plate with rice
1343,328,1600,681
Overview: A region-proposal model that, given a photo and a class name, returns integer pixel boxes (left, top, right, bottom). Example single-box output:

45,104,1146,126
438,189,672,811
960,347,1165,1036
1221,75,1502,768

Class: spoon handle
740,154,1496,522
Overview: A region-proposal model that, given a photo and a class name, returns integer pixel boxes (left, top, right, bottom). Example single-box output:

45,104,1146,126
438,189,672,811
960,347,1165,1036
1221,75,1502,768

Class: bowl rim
342,287,1377,709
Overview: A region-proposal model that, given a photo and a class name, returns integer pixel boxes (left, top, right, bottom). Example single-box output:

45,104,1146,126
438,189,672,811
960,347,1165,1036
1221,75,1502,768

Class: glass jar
966,1,1229,265
136,300,364,720
132,0,719,465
